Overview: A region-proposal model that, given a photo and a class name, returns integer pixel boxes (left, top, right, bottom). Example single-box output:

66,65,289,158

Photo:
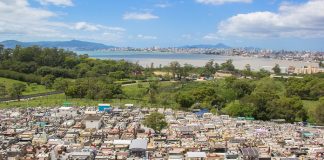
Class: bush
35,66,77,79
0,69,41,84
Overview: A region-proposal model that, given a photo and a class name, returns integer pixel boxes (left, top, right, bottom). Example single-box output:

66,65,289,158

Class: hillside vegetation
0,77,53,97
0,45,323,124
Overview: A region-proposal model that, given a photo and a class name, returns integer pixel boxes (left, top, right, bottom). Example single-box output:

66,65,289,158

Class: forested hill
0,40,116,51
0,45,143,83
0,45,143,101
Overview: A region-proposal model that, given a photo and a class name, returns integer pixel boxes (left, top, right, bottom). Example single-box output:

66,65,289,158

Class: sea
76,51,318,71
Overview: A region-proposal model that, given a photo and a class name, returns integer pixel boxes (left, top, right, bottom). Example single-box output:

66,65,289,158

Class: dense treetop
0,45,143,81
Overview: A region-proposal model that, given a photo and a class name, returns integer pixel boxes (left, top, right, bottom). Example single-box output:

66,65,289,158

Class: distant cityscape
1,40,323,65
108,47,324,65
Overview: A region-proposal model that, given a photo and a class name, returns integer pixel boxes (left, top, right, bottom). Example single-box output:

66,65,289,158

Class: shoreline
76,51,319,70
76,50,322,64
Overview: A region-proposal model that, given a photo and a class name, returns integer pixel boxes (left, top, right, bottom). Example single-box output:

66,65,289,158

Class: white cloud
123,12,159,20
106,27,126,32
0,0,125,43
0,0,60,37
101,32,125,42
74,22,99,31
38,0,73,7
217,0,324,38
196,0,252,5
137,34,157,40
181,34,192,39
203,33,221,40
74,22,126,32
155,2,171,8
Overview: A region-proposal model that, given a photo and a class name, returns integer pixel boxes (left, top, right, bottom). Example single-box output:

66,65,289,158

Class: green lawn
0,94,97,108
122,82,148,99
122,81,177,97
0,81,179,109
122,81,210,109
0,93,157,109
0,77,53,96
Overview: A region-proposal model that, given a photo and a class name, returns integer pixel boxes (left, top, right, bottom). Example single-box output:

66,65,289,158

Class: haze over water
78,51,318,71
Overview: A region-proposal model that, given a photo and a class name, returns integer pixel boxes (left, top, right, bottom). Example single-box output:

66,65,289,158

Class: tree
41,74,56,89
76,63,91,78
181,63,193,78
309,80,324,100
109,71,125,80
267,96,307,122
313,97,324,125
0,84,6,97
202,60,216,77
143,112,168,133
241,91,278,121
8,83,26,101
53,78,70,92
245,64,251,72
222,101,256,117
254,78,284,95
0,44,4,54
210,108,218,115
221,59,235,71
65,80,88,98
86,80,101,100
97,85,113,101
242,64,252,77
285,77,322,100
255,68,270,79
176,93,195,108
147,80,159,104
169,61,181,80
211,94,226,111
272,64,281,74
230,79,255,99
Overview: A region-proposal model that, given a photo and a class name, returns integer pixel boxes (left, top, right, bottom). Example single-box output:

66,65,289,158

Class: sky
0,0,324,50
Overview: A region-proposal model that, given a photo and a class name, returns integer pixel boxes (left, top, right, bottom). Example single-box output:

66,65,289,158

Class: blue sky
1,0,324,50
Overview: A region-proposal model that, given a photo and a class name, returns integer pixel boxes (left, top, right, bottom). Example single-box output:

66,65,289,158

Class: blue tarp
98,104,111,112
35,122,47,127
194,109,209,117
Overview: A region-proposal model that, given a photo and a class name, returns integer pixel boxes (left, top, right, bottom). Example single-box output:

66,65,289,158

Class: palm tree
169,61,180,80
146,80,159,105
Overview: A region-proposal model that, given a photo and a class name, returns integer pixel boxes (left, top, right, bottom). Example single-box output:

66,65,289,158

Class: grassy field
0,94,97,108
0,93,162,109
0,77,53,96
122,81,177,97
0,81,182,109
122,81,180,107
1,79,320,124
122,80,214,109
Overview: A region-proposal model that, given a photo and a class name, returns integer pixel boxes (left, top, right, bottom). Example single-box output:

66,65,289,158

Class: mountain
179,43,231,49
0,40,116,51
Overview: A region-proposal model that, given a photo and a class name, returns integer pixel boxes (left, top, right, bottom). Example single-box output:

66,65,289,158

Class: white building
294,66,324,74
56,107,78,117
186,152,207,160
83,115,102,129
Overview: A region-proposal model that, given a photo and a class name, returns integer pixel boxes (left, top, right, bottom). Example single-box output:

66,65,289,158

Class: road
0,91,64,103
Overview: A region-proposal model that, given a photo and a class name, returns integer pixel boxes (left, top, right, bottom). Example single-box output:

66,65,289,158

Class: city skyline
1,0,324,50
